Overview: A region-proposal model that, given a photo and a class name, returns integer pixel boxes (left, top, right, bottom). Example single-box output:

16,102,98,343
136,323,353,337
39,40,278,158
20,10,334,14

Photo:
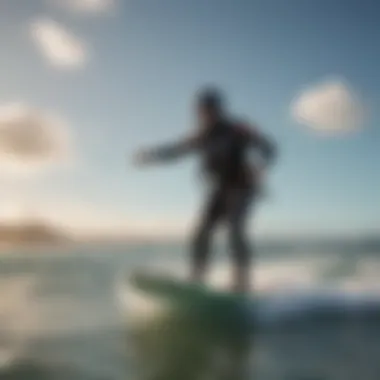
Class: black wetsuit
151,117,276,287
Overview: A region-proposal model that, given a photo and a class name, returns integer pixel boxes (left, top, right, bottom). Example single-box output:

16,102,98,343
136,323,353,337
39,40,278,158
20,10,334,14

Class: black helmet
197,86,224,110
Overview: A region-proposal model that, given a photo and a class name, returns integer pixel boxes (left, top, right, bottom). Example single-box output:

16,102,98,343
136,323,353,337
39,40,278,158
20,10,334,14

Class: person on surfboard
133,87,277,293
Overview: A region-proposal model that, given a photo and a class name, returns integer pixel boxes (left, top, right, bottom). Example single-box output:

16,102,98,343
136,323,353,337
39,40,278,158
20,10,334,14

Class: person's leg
190,188,225,283
226,188,254,293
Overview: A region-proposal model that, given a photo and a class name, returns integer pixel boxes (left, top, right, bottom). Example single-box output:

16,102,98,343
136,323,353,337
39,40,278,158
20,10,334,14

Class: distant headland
0,219,70,247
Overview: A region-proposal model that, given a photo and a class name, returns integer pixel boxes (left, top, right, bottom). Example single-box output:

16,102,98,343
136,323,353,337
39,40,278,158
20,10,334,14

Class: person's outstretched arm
133,134,201,166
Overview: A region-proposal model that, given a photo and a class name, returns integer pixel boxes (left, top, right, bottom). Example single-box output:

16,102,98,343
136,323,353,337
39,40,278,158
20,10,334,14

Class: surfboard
129,271,253,334
127,271,254,380
130,271,249,302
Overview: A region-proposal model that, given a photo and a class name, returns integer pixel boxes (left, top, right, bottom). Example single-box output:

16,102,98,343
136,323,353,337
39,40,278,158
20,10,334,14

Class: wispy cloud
0,103,73,176
291,78,366,134
50,0,116,14
30,18,87,69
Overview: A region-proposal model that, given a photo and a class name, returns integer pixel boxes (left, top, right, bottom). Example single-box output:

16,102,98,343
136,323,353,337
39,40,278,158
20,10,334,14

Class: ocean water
0,241,379,379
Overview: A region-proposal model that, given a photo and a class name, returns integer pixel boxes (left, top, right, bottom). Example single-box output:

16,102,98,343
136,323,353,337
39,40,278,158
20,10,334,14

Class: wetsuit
148,117,276,290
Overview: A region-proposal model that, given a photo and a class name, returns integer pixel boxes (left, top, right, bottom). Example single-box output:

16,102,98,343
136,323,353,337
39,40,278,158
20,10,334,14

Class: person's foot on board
232,267,250,294
190,264,206,285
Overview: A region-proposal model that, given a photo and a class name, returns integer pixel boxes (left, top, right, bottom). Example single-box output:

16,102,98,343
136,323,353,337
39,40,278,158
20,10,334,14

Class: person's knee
192,223,212,250
193,223,207,240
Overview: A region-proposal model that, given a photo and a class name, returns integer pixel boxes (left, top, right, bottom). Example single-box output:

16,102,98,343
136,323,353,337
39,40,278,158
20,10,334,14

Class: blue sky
0,0,379,237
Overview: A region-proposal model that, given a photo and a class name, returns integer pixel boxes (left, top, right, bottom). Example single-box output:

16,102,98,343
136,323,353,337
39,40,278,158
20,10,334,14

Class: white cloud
291,78,366,134
50,0,115,14
0,103,73,176
30,18,87,69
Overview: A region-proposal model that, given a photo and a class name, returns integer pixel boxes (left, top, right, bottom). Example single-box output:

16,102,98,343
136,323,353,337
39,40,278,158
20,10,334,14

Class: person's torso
198,119,253,188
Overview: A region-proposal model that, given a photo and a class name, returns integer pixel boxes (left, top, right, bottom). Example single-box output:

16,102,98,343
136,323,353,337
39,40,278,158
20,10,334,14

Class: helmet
197,87,224,110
